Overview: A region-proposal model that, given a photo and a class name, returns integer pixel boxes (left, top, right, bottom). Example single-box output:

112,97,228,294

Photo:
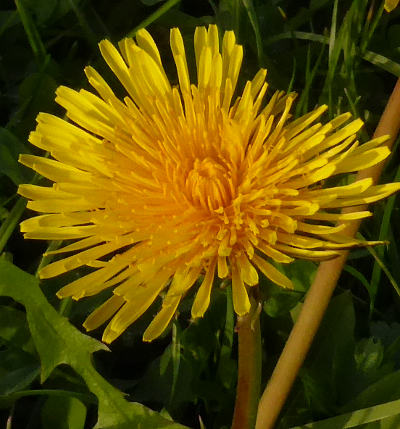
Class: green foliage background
1,0,400,428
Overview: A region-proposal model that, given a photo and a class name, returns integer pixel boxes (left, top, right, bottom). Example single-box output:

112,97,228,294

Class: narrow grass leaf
370,165,400,311
363,50,400,77
344,265,372,299
265,32,400,77
15,0,47,63
241,0,263,64
358,232,400,299
290,398,400,428
328,0,338,64
126,0,181,38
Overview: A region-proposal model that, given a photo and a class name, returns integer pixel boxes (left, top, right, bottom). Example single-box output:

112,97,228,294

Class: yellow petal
307,211,372,221
385,0,400,12
83,295,125,331
252,254,293,289
191,258,217,318
256,240,294,263
231,259,251,315
217,255,229,278
275,244,341,260
334,147,391,174
237,252,259,286
170,28,191,93
40,241,127,279
143,296,180,342
19,154,91,183
99,39,138,101
136,28,163,67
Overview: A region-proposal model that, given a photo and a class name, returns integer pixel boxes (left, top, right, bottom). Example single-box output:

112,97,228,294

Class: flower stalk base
231,295,262,429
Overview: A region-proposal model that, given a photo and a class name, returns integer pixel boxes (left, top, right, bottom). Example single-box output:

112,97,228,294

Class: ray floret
19,25,400,343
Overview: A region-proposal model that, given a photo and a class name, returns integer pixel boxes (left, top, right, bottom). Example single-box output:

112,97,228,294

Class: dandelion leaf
0,259,187,429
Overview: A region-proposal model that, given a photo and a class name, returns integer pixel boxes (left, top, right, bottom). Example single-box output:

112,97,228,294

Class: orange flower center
186,157,232,210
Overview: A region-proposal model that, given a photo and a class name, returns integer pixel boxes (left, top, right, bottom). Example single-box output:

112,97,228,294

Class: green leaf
140,0,165,5
263,260,311,318
0,128,31,185
0,349,39,396
354,338,384,375
369,165,400,310
217,285,235,389
15,0,47,62
0,304,34,353
133,346,196,407
263,286,303,318
342,369,400,413
0,198,27,254
41,396,87,429
0,10,20,38
264,31,400,78
282,260,317,292
0,260,188,429
22,0,58,24
290,399,400,428
0,128,31,160
0,263,108,384
16,72,58,133
0,143,24,184
240,0,263,64
344,265,372,301
363,241,400,299
371,321,400,364
363,50,400,77
286,0,332,31
301,292,356,411
0,388,93,409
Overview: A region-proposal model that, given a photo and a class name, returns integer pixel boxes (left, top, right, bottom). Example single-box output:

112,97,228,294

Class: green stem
231,295,262,429
69,0,99,48
15,0,47,64
126,0,181,38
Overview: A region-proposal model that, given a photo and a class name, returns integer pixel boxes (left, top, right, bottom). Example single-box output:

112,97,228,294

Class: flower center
186,157,232,210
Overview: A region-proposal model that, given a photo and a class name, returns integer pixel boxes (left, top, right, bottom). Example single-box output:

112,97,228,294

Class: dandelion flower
19,25,400,343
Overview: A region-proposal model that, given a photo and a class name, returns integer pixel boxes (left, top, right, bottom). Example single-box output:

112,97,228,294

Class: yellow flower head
19,25,400,343
385,0,400,12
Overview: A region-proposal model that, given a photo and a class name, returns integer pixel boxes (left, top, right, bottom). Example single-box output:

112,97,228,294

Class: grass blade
290,398,400,428
127,0,181,37
15,0,46,63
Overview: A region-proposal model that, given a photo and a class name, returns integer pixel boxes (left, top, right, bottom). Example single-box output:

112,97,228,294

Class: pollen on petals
18,24,400,343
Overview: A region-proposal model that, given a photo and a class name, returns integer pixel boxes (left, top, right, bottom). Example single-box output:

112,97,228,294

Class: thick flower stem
255,78,400,429
231,296,262,429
